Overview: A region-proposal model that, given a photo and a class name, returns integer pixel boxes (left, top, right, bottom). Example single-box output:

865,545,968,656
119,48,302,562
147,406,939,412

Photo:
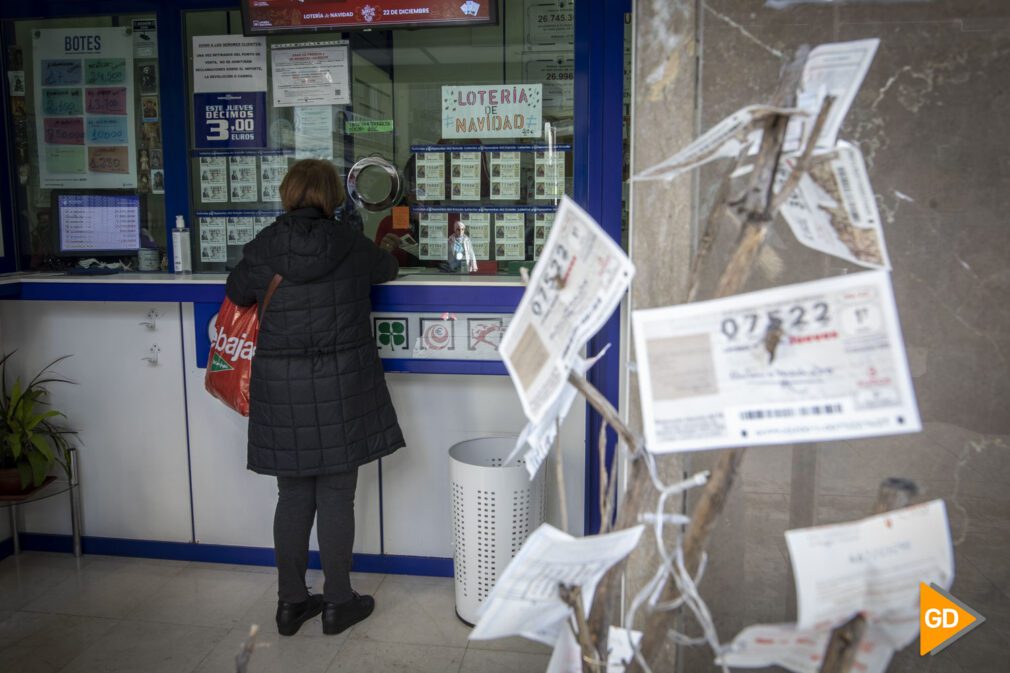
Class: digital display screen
243,0,495,34
57,194,142,254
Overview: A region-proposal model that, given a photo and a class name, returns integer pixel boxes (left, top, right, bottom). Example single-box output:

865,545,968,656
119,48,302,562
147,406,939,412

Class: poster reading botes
33,27,138,189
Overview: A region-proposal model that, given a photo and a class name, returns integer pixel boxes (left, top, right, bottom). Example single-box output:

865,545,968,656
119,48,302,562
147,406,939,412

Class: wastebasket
449,435,546,625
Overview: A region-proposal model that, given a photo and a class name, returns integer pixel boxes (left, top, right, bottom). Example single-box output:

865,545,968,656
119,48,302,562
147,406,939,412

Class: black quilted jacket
225,207,405,477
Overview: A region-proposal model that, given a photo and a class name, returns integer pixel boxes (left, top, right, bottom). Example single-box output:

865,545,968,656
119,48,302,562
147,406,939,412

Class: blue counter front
0,271,527,375
0,273,586,575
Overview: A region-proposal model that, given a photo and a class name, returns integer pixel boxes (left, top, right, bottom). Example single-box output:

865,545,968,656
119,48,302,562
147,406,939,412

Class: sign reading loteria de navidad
442,84,542,139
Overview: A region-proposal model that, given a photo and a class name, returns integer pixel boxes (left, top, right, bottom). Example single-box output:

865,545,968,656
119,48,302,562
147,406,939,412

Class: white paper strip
720,622,894,673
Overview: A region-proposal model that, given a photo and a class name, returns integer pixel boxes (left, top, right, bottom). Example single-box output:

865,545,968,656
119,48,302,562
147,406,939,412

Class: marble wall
630,2,1009,671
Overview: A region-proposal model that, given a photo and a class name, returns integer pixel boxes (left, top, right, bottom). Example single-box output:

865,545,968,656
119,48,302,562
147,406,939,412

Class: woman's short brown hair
279,159,345,218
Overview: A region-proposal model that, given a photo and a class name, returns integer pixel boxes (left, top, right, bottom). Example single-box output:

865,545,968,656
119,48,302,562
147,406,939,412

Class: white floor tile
326,640,465,673
347,575,472,648
193,626,346,673
0,613,118,673
0,552,86,611
59,620,228,673
20,558,184,619
459,648,550,673
123,565,276,628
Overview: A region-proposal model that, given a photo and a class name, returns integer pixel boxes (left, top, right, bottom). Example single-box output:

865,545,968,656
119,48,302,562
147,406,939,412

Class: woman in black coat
226,159,405,636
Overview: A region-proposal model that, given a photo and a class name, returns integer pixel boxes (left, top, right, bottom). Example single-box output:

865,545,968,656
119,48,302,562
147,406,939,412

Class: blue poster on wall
193,91,266,149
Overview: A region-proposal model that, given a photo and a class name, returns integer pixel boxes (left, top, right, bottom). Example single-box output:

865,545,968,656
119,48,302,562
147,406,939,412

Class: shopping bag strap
259,273,284,320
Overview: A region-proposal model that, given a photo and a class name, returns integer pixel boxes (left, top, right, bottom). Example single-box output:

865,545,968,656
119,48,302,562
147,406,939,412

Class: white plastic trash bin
449,435,546,625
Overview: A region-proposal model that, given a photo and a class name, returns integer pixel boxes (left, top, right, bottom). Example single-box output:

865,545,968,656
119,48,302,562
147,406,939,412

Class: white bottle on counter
172,215,192,274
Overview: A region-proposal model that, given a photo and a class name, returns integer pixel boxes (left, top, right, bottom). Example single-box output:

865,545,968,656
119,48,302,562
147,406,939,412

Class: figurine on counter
447,220,478,273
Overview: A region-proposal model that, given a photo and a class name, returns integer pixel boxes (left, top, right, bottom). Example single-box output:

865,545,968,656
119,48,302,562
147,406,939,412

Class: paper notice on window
547,626,642,673
451,151,481,201
228,155,259,203
293,106,333,159
720,622,894,673
500,196,634,426
198,155,228,203
415,152,446,201
534,150,565,199
785,39,880,153
777,141,889,270
786,499,953,649
632,271,920,454
470,523,644,645
259,154,287,202
490,150,522,200
270,41,350,107
192,35,266,94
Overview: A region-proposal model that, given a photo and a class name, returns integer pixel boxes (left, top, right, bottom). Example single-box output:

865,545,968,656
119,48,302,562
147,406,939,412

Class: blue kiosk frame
0,0,629,553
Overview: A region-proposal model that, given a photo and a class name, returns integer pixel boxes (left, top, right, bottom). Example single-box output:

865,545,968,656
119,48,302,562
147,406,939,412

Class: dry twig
560,584,605,673
235,624,260,673
818,478,919,673
600,47,812,673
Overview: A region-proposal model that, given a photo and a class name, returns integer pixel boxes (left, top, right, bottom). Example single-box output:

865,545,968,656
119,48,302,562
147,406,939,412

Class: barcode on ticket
834,163,859,225
740,403,843,421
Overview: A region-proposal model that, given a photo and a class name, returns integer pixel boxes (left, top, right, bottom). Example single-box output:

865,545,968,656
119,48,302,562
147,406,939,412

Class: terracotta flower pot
0,467,29,496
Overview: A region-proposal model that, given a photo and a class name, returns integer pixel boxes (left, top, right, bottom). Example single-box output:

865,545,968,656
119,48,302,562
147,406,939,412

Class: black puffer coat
225,207,405,477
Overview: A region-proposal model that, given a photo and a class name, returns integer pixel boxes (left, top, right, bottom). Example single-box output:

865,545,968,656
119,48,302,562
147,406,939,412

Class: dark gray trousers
274,468,358,604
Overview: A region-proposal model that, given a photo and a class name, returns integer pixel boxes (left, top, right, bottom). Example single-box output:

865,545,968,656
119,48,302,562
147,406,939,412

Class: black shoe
276,594,324,636
322,592,375,635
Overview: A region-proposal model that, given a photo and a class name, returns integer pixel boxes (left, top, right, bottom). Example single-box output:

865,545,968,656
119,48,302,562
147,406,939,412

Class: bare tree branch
561,584,605,673
235,624,260,673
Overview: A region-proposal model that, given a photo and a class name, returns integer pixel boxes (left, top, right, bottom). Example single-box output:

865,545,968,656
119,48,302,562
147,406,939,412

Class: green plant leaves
31,434,54,462
16,461,32,490
0,352,76,489
26,450,47,487
5,433,20,460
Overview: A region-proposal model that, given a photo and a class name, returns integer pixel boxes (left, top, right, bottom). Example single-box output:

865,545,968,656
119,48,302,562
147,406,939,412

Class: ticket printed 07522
632,270,921,454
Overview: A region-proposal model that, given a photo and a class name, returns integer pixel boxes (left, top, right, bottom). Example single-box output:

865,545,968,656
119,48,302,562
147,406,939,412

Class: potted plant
0,352,75,496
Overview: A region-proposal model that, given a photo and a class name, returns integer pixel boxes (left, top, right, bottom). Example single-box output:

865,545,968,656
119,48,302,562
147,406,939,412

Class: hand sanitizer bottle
172,215,193,274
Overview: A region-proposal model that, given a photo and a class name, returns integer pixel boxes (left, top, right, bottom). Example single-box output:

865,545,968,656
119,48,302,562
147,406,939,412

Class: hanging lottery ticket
500,196,633,426
632,270,921,454
470,523,644,645
776,141,890,270
785,38,880,153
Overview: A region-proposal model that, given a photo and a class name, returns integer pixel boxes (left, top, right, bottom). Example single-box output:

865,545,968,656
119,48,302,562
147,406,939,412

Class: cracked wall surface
631,1,1010,671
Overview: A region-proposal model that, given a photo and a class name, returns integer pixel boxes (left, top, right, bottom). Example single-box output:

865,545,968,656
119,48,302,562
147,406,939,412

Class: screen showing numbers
57,194,141,254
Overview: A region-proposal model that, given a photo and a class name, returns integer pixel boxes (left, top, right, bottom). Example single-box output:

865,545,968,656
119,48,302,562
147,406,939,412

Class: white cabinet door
0,301,192,542
381,373,585,557
181,304,381,554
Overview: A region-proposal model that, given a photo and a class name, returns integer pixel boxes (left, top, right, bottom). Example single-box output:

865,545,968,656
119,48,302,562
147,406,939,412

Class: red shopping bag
205,274,282,416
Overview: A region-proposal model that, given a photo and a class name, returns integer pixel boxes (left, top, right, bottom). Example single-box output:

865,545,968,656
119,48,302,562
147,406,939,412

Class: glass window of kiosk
184,1,576,276
4,15,167,271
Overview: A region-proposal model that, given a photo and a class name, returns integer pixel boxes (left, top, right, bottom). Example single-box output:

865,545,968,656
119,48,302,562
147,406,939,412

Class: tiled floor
0,552,550,673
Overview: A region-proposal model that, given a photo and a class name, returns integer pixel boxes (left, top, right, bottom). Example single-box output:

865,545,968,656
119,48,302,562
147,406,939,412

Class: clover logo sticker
375,318,408,351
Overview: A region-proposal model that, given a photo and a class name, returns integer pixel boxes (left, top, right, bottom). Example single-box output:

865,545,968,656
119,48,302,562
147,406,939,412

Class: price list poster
33,27,137,189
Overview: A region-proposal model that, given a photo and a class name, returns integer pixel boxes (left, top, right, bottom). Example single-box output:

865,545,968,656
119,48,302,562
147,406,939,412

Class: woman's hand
379,233,401,252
